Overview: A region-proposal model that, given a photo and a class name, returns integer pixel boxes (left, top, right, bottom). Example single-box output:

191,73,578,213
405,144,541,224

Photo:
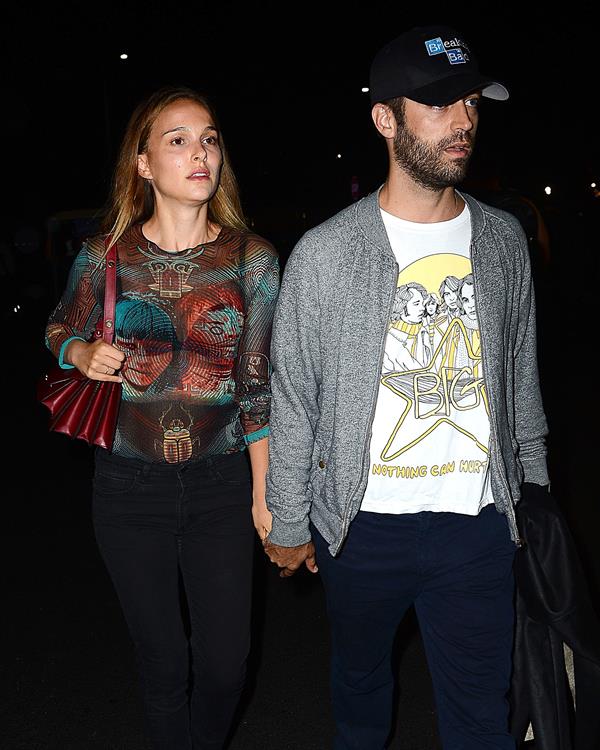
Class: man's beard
393,121,474,191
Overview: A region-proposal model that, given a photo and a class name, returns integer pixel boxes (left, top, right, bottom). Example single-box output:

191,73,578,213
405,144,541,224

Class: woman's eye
203,135,218,146
170,136,185,146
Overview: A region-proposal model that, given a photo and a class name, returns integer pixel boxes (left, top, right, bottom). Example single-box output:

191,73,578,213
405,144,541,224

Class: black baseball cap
369,26,509,107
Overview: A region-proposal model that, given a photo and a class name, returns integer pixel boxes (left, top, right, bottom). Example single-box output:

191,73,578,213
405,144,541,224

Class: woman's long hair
104,87,247,245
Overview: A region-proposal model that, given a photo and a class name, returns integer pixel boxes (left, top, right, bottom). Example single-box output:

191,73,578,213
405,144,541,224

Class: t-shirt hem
360,495,495,516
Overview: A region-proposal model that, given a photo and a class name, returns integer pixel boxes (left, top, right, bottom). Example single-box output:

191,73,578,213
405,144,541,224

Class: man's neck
379,169,465,223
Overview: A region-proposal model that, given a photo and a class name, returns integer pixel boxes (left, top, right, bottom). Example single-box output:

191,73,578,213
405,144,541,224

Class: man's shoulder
291,200,362,264
466,192,526,243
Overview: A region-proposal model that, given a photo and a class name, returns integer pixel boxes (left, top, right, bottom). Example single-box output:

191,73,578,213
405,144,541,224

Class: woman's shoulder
221,226,278,262
79,232,112,261
88,225,142,256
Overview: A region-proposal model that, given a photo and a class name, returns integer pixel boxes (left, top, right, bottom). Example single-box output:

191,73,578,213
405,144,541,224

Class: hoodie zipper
470,241,522,547
333,257,399,555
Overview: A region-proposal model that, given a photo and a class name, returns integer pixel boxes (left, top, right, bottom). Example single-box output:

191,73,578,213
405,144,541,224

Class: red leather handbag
37,242,121,450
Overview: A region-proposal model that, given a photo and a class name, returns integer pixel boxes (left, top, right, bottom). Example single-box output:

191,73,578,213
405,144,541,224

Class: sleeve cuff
243,425,270,445
267,514,312,547
58,336,85,369
520,459,549,487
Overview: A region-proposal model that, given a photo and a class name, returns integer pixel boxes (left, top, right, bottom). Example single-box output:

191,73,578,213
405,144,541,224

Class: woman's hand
66,339,125,383
252,494,272,542
246,436,271,540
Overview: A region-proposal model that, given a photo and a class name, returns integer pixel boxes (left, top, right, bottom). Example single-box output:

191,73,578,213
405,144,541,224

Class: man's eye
465,97,480,108
431,105,447,112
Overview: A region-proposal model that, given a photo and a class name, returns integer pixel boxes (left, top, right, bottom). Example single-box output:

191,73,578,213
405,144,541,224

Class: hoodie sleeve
266,232,323,546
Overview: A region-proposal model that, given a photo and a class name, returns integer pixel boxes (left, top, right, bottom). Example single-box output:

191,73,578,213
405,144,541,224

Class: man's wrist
267,514,311,547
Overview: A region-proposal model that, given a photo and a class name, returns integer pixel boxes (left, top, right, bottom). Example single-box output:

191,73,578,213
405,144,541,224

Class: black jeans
93,448,254,750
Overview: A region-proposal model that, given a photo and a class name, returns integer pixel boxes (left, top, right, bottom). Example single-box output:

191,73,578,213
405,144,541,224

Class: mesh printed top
46,224,279,463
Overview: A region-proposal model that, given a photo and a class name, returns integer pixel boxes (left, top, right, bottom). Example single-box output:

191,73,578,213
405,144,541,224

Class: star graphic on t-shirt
379,317,490,462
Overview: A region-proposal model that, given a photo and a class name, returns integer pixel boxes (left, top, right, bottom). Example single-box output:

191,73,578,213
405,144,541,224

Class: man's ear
137,153,152,180
371,103,397,140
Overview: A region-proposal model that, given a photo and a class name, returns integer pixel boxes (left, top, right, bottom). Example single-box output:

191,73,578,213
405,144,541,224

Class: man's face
392,93,480,190
460,282,477,320
442,285,458,310
401,288,425,324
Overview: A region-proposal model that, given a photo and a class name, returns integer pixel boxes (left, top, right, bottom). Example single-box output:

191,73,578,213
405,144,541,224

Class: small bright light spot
544,186,552,196
337,153,342,159
361,87,369,93
592,182,597,188
14,307,18,313
120,53,128,60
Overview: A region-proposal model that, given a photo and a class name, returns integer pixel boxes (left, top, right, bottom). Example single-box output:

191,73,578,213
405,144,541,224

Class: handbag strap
103,242,118,344
93,239,118,345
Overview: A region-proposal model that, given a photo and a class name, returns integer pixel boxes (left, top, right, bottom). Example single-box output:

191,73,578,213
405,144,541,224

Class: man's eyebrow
161,125,219,136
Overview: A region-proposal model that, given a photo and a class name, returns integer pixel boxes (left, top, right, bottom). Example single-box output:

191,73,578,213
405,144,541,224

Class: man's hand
262,539,318,577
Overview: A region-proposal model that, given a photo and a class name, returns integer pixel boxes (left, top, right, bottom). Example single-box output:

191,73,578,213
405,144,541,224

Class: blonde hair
103,87,247,246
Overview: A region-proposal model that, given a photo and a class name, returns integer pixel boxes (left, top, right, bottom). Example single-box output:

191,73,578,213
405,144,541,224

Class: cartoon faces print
383,255,481,376
438,275,461,320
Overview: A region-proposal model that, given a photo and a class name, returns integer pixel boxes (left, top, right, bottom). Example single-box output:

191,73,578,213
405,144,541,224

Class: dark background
3,3,599,748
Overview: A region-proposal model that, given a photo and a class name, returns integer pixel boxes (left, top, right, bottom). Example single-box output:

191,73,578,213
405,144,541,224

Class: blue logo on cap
446,48,466,65
425,37,470,65
425,37,445,56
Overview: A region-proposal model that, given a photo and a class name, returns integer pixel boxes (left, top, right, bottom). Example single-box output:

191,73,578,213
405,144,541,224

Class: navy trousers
313,505,516,750
93,448,254,750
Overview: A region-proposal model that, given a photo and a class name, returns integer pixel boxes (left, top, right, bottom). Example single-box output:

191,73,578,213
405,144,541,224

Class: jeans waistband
95,447,245,476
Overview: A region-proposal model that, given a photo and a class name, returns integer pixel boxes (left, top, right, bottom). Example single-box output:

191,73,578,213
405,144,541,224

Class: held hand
251,498,273,542
262,539,318,577
66,339,125,383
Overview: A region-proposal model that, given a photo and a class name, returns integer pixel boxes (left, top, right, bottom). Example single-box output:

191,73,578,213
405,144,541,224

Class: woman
45,87,278,749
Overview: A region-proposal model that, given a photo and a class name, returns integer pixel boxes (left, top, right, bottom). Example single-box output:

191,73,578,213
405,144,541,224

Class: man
385,281,429,371
440,273,484,380
264,25,549,750
438,275,462,327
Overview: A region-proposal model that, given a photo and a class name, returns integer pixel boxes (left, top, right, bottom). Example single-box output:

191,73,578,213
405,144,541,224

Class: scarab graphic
156,405,199,463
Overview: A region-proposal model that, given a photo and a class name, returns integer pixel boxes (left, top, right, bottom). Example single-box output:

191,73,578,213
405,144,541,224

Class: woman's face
426,299,437,315
137,100,223,209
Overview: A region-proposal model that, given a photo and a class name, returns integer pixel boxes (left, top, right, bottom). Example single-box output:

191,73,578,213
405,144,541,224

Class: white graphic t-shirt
361,205,494,515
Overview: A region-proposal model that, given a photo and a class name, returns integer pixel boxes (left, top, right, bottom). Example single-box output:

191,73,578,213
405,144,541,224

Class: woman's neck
142,202,220,252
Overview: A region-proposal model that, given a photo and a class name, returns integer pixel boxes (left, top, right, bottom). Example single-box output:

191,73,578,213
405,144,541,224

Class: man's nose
450,101,475,132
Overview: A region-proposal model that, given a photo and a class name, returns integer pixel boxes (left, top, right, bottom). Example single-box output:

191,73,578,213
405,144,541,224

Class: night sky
3,2,598,242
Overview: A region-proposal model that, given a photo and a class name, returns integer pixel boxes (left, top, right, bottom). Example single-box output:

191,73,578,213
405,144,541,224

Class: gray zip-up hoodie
266,190,549,555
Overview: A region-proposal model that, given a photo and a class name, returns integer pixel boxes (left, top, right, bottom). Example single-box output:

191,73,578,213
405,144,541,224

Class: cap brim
406,73,509,106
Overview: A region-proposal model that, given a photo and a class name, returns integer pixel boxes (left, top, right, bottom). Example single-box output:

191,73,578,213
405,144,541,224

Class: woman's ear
137,153,152,180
